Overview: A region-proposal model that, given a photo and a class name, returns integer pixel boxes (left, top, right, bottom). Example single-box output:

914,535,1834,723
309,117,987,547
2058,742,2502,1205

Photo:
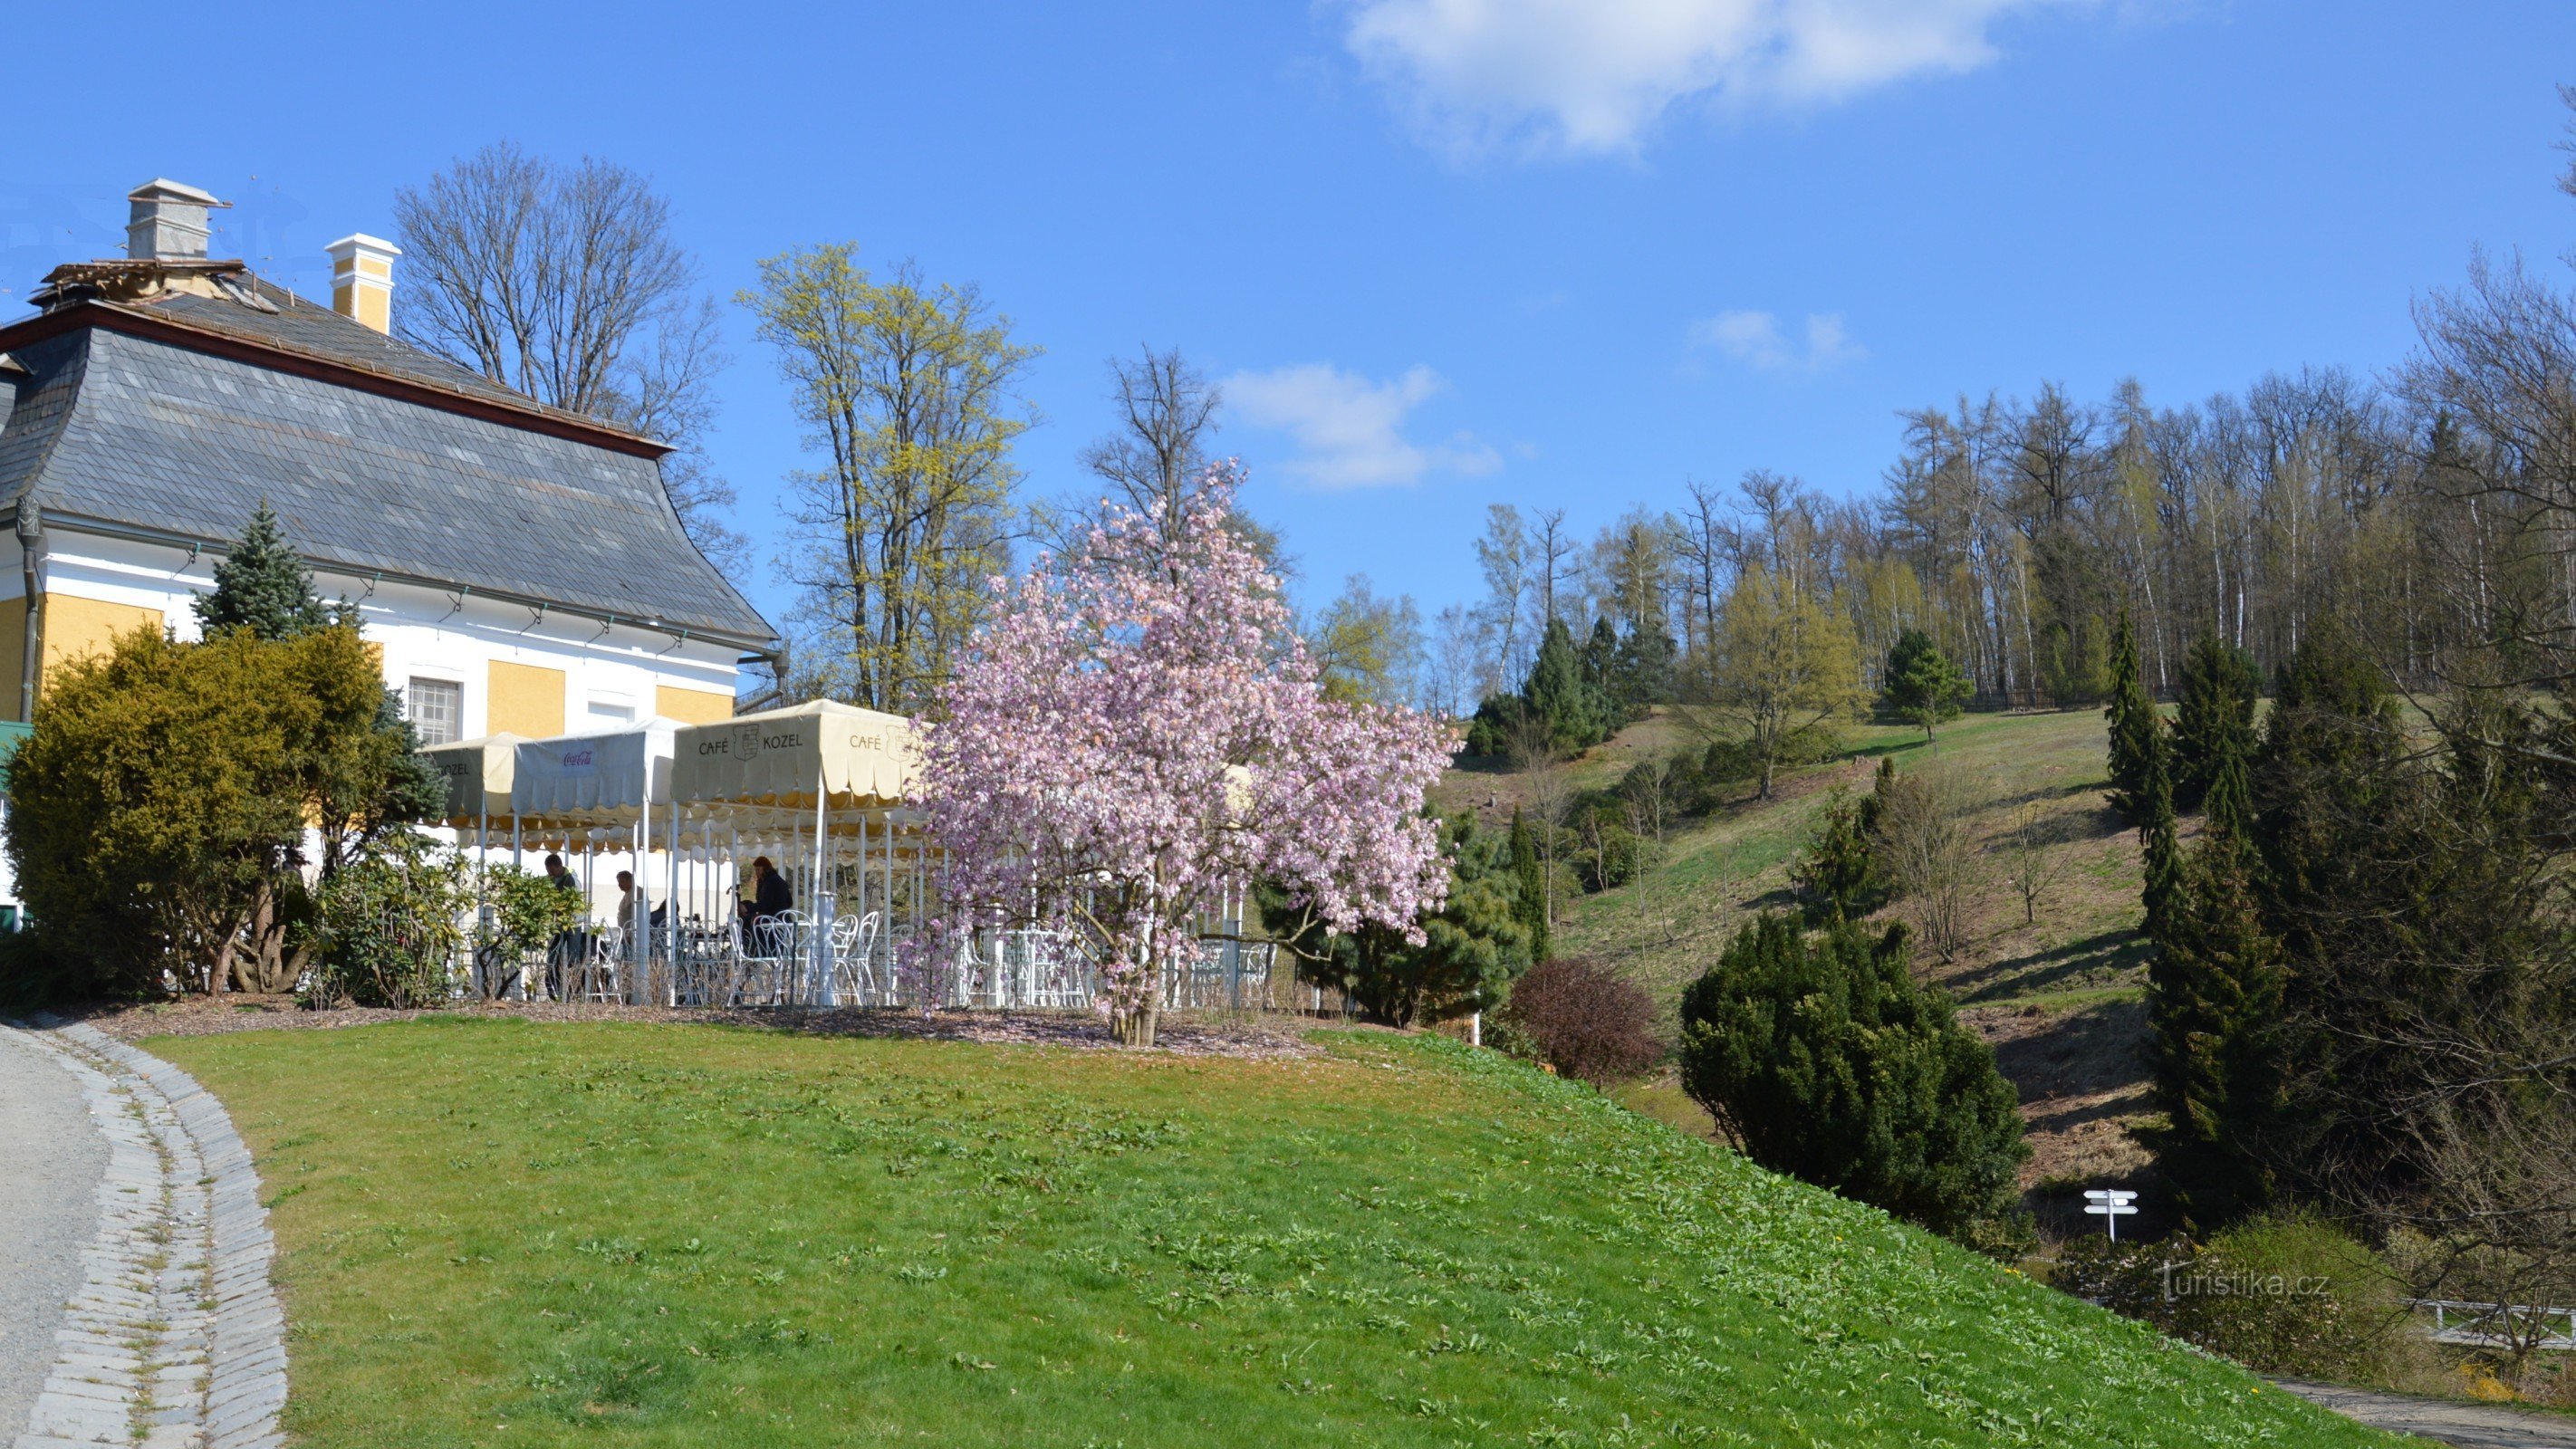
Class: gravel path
2274,1378,2576,1448
0,1026,105,1442
3,1021,287,1449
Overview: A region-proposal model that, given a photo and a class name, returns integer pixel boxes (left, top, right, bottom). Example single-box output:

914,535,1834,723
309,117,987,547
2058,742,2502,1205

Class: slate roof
0,280,774,648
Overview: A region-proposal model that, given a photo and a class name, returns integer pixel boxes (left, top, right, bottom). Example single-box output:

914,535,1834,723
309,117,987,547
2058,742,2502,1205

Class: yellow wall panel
655,685,735,724
39,595,162,697
0,597,24,720
487,660,566,738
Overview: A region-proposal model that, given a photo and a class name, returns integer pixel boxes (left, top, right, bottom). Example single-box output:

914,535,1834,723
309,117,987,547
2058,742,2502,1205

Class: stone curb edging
7,1020,285,1449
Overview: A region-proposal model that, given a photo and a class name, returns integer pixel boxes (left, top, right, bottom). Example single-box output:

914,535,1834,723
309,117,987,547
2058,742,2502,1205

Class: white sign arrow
2081,1189,2139,1239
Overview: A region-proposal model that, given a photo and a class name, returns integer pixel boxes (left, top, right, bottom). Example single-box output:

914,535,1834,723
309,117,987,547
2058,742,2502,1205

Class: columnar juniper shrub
1491,955,1661,1086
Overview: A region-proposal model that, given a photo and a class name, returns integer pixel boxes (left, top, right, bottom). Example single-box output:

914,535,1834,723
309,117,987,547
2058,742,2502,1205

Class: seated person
614,869,668,928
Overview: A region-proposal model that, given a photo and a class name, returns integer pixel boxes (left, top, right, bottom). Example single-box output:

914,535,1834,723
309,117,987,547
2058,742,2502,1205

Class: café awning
418,732,526,828
672,699,918,814
511,719,679,836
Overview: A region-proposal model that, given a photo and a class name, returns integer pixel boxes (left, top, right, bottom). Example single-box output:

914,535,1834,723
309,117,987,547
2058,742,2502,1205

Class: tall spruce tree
1614,624,1677,713
2170,633,2261,811
2103,610,2161,820
2148,721,2285,1228
2253,635,2402,974
1508,806,1550,963
2139,727,2181,943
194,503,334,640
1525,618,1610,753
191,504,440,884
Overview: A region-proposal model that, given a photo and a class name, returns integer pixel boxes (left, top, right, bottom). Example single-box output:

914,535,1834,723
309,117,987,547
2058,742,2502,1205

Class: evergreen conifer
2170,633,2261,811
1679,914,2030,1250
1791,785,1879,924
1508,806,1550,964
1881,629,1972,740
1293,815,1533,1027
194,503,334,640
2103,610,2161,820
2148,720,2285,1228
2140,726,2181,943
1524,618,1609,753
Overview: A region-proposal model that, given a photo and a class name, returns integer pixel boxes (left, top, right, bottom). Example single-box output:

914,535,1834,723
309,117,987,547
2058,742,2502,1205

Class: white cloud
1223,363,1502,488
1342,0,2073,156
1690,309,1867,370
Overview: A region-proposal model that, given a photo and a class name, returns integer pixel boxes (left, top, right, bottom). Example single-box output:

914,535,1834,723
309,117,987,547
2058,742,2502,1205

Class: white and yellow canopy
672,699,918,817
418,732,526,828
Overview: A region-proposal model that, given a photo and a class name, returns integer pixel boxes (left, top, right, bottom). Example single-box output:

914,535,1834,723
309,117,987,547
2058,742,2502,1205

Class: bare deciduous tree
1532,507,1577,633
1994,795,2077,927
1510,709,1573,930
1673,480,1736,657
1874,763,1985,964
393,142,745,569
1043,346,1289,580
1081,348,1217,535
1428,603,1482,717
1474,504,1529,693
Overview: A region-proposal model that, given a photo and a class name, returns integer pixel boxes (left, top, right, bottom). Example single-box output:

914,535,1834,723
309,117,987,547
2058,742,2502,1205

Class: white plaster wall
0,528,760,926
2,529,748,736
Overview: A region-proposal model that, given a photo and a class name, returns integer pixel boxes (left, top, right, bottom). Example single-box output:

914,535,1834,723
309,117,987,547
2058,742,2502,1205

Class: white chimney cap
127,178,226,207
323,233,402,262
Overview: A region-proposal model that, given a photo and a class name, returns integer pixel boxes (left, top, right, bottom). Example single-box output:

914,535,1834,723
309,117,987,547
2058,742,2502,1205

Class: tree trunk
1112,1002,1158,1048
235,878,300,993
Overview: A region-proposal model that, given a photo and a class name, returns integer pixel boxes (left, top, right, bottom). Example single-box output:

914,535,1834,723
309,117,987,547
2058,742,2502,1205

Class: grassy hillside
1449,709,2161,1200
150,1020,2387,1447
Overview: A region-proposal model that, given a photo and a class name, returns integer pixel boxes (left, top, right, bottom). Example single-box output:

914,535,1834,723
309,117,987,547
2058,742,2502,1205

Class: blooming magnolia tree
912,468,1454,1045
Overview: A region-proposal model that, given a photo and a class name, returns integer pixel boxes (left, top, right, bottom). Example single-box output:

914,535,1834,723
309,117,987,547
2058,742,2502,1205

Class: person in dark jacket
742,855,793,925
542,853,587,998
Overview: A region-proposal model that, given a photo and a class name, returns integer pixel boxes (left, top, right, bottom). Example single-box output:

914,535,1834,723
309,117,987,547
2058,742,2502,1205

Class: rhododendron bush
913,469,1453,1044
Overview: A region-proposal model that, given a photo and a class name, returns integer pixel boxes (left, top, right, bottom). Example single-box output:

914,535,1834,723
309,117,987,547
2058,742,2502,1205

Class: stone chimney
323,234,399,333
126,178,226,261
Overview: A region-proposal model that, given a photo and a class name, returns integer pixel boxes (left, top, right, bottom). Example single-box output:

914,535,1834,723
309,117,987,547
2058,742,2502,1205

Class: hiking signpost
2084,1188,2139,1240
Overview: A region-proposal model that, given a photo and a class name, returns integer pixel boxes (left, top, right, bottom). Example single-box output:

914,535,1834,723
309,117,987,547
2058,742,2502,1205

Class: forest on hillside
1440,272,2570,727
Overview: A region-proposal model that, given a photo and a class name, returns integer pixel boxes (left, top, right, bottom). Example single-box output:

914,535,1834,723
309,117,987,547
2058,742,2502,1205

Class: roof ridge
111,283,668,452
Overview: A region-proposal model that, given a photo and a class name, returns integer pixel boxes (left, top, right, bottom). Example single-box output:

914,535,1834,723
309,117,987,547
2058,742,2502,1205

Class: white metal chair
828,911,882,1005
574,928,625,1003
737,913,803,1005
1023,930,1088,1010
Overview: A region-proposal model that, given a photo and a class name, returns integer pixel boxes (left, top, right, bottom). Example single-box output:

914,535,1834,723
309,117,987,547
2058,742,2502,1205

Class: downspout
15,503,42,721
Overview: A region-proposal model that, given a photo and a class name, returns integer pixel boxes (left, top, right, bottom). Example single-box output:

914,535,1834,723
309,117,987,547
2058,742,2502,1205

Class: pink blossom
908,465,1453,1032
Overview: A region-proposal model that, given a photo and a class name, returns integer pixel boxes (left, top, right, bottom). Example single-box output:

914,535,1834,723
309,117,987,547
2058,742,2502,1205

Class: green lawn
153,1020,2391,1447
1561,708,2148,1024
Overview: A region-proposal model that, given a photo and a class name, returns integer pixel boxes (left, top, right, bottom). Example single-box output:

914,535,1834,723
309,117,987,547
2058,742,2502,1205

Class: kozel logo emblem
734,724,764,763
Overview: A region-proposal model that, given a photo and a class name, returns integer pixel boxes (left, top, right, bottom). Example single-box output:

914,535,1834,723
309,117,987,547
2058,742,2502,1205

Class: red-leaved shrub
1497,956,1662,1086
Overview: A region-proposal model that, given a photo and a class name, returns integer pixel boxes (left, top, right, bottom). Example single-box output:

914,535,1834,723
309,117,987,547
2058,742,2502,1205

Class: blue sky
9,2,2575,631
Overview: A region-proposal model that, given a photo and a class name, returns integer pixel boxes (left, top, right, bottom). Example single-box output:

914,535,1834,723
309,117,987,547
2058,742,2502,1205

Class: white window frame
406,674,465,746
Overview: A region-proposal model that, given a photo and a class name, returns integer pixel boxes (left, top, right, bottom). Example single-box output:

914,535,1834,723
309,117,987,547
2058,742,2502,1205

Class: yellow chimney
323,234,399,333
